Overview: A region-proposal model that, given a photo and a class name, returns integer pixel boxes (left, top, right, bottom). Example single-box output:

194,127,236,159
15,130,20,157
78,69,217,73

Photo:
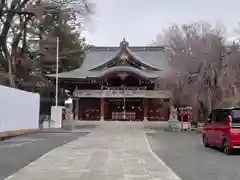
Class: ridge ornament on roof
120,38,129,48
119,52,128,61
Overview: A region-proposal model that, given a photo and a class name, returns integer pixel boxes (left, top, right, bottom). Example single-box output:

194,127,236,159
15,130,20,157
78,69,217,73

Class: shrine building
48,39,172,121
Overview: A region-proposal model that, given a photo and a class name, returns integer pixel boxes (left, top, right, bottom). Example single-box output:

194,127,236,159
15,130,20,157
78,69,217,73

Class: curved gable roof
47,40,172,79
89,46,162,71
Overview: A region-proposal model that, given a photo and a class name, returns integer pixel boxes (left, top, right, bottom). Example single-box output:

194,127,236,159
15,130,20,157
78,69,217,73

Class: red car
202,107,240,155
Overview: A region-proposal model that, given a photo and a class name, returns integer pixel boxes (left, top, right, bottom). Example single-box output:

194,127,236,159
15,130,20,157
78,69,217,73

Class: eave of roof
47,66,161,80
99,66,160,79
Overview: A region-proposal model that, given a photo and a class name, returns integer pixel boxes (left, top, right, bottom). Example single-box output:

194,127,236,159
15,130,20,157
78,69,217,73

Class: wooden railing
112,112,136,120
73,89,172,99
101,86,147,90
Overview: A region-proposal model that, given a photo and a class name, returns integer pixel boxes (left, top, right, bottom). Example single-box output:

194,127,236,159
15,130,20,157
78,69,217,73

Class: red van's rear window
231,110,240,123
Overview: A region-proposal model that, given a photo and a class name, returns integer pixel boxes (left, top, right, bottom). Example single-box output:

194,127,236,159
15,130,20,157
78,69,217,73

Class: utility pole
123,86,126,120
55,37,59,106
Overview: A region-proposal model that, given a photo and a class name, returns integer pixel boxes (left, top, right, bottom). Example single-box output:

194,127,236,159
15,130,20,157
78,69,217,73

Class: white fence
0,85,40,135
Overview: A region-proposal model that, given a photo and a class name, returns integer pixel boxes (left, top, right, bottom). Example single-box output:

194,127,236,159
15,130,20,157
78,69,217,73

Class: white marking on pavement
0,138,44,148
6,138,43,142
144,134,182,180
0,142,33,148
3,138,75,180
4,175,14,180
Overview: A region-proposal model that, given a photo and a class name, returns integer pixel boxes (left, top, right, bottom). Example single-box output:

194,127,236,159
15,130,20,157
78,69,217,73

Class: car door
212,110,229,146
205,111,215,143
228,109,240,146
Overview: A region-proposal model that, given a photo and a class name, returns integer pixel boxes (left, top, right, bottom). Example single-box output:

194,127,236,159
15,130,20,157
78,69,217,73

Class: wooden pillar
100,98,104,121
164,99,170,121
75,98,79,120
105,99,108,120
144,99,148,121
79,99,83,120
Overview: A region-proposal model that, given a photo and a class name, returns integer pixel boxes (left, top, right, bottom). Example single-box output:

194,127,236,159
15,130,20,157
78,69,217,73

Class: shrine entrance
105,98,144,121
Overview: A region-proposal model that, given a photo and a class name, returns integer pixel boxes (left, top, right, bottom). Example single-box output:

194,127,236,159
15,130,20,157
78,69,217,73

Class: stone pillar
74,98,79,120
144,99,148,121
168,106,180,131
100,98,104,121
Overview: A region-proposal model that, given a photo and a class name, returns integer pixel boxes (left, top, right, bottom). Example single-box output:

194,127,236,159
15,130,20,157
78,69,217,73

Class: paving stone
4,122,181,180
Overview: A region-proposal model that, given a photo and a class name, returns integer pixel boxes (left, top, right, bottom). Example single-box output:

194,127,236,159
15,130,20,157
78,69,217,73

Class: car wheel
223,139,232,155
203,134,209,147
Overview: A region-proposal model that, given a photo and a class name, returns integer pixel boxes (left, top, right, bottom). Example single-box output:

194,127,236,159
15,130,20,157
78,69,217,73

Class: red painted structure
48,39,172,121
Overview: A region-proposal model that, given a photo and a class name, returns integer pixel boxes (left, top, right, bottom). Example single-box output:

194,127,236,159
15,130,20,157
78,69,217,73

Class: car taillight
226,115,232,127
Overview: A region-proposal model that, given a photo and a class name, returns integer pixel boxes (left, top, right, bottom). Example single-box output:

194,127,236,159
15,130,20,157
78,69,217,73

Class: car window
232,110,240,118
209,111,216,123
215,110,229,123
231,109,240,123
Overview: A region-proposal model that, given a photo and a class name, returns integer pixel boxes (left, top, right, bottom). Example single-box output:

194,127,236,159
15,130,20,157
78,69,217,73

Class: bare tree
154,21,233,122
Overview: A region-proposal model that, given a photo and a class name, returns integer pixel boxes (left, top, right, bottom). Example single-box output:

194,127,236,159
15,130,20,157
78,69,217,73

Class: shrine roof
47,39,172,80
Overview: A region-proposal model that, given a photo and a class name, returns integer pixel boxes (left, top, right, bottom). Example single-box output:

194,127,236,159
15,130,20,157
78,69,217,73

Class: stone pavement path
5,122,181,180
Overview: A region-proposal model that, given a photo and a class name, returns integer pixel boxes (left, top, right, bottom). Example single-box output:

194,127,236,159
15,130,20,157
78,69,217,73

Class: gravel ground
147,131,240,180
0,132,88,180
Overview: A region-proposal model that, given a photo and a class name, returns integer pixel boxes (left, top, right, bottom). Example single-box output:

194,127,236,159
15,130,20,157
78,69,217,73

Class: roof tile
47,43,172,79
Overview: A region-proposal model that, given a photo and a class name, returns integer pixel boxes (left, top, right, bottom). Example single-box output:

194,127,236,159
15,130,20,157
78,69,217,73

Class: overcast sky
83,0,240,46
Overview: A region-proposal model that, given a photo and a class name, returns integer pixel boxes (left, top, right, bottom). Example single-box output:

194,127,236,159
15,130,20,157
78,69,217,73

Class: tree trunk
7,55,15,88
